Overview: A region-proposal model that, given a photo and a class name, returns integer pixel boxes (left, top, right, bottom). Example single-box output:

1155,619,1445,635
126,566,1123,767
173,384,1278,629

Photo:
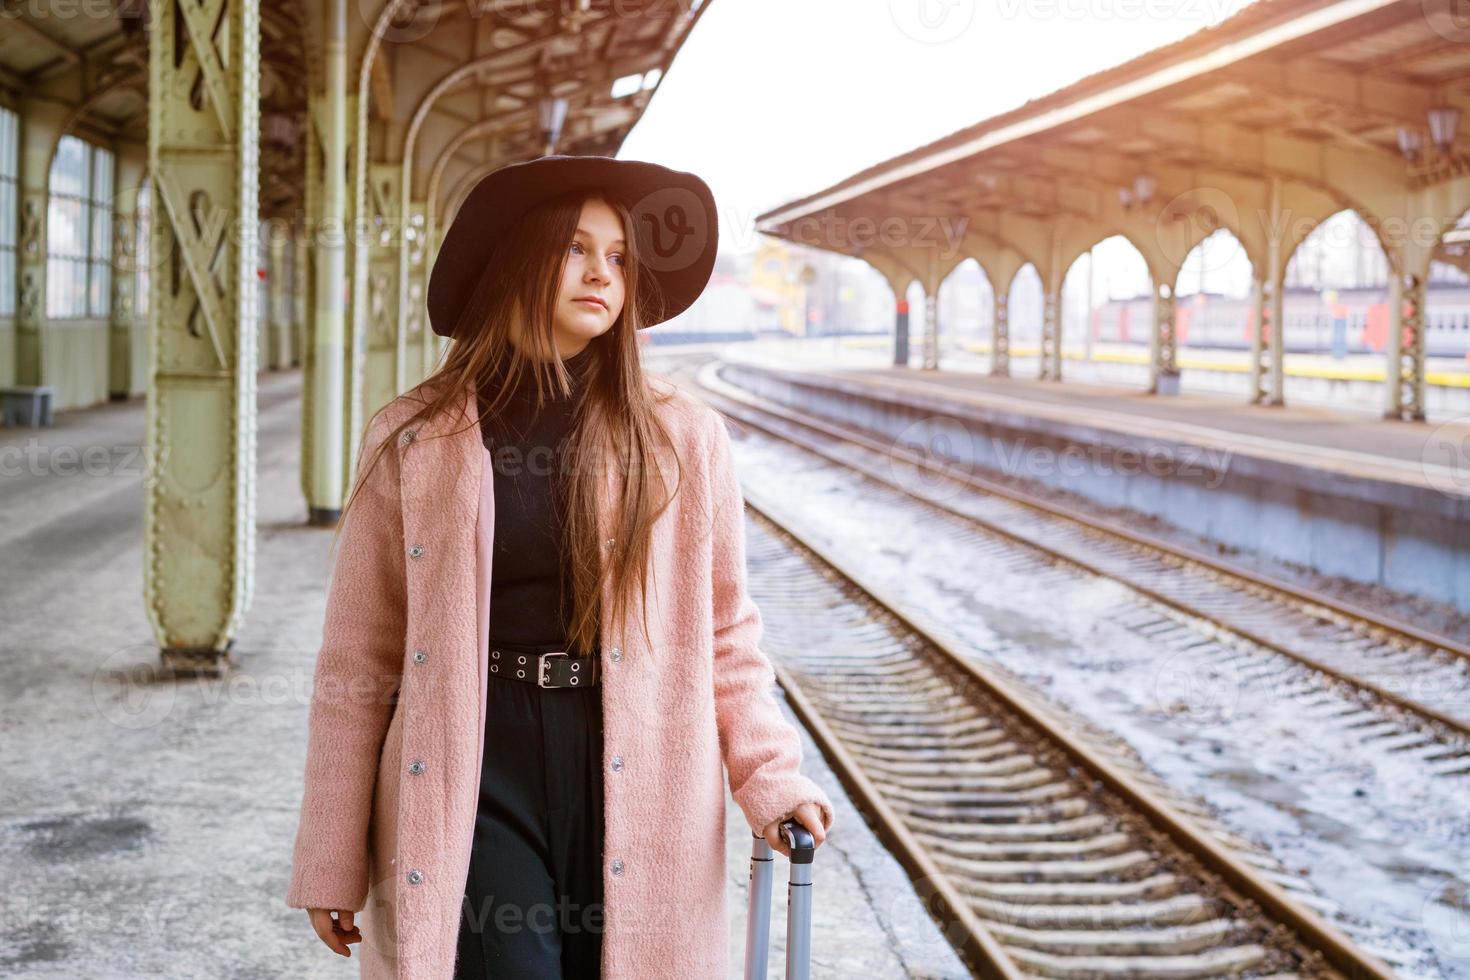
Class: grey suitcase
744,819,816,980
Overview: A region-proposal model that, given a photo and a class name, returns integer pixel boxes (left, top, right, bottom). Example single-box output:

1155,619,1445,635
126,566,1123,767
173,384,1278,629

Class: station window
0,107,16,318
46,134,114,319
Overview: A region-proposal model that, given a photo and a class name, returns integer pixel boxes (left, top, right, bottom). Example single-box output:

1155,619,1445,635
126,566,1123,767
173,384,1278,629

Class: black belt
489,647,600,688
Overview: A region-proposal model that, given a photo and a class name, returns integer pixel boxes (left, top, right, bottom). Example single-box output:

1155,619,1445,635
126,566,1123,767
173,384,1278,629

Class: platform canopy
0,0,709,222
758,0,1469,260
756,0,1470,417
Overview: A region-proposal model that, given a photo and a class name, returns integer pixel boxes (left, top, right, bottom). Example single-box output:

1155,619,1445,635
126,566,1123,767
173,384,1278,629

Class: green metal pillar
110,153,146,400
268,226,291,370
143,0,261,673
365,161,401,412
298,91,322,510
403,199,430,381
14,99,66,390
307,0,348,526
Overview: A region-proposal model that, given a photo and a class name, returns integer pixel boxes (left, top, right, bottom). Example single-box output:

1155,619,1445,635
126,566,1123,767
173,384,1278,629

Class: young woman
284,156,835,979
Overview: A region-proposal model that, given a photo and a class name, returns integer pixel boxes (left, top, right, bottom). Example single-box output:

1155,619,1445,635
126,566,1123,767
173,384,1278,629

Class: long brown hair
336,187,685,655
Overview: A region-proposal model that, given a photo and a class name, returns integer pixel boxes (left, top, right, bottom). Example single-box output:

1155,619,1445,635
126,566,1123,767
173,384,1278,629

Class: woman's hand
307,908,363,956
760,802,829,859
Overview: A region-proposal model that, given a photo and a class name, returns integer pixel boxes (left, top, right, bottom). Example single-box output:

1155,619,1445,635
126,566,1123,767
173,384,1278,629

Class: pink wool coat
284,375,835,979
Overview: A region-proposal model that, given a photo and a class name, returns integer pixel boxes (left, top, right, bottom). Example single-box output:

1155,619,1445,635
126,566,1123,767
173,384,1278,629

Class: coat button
408,544,424,559
609,647,621,662
407,869,425,885
610,859,624,876
412,649,428,665
605,537,616,549
408,760,426,775
400,429,417,446
611,755,624,772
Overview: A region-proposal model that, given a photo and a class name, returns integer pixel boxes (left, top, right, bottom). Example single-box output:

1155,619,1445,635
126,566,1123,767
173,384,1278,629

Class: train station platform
0,368,966,979
713,338,1470,619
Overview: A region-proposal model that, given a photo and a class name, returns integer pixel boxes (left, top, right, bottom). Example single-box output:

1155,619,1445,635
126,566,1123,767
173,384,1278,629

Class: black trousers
454,639,606,979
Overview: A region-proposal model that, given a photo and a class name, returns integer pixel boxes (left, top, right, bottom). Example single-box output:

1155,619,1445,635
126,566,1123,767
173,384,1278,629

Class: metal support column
308,0,348,525
1249,175,1285,406
1039,287,1061,381
1039,231,1062,381
1150,282,1179,395
109,156,144,400
922,291,939,370
14,99,67,390
1385,271,1427,420
365,162,402,409
268,227,291,370
143,0,261,672
405,201,431,380
990,293,1010,377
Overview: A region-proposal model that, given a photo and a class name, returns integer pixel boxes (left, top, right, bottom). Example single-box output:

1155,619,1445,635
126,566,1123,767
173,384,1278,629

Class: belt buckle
538,651,568,688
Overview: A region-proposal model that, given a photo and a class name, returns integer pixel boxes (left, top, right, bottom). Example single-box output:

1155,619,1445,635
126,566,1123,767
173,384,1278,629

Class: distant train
1087,285,1470,358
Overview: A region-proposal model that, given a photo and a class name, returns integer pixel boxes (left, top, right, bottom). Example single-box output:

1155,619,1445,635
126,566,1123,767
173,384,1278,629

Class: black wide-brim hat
427,155,719,338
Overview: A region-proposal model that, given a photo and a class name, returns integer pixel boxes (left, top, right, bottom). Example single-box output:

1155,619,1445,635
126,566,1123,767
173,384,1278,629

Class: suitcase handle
744,818,816,980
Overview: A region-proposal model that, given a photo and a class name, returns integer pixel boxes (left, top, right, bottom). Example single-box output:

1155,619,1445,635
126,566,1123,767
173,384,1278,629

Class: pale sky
621,0,1257,258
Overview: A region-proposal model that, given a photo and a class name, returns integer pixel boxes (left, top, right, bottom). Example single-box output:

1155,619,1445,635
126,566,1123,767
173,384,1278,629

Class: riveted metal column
298,91,322,507
109,153,145,400
1039,231,1062,381
402,200,430,381
365,162,402,409
267,225,291,370
1249,270,1285,405
1268,267,1285,404
921,253,941,370
14,99,67,389
1385,270,1427,421
1150,282,1179,395
1250,175,1285,406
308,0,348,525
292,236,308,368
990,293,1010,377
1248,272,1269,402
344,92,366,485
144,0,261,672
1039,286,1061,381
1251,268,1286,405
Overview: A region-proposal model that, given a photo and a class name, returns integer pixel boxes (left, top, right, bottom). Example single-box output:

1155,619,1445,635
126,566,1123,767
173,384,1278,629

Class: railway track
732,482,1392,979
688,358,1470,754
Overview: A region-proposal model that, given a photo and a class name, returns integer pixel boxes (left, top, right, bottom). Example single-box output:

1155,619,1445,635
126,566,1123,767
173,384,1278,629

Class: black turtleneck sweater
479,344,597,650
